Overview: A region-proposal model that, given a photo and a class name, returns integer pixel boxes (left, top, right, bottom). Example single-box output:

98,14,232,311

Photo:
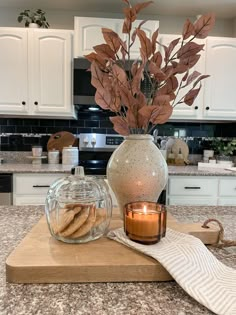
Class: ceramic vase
107,134,168,218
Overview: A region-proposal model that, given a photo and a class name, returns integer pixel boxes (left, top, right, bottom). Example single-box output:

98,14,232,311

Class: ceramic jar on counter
62,145,79,165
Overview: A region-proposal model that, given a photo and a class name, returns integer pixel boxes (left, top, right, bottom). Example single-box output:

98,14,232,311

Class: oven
78,133,123,175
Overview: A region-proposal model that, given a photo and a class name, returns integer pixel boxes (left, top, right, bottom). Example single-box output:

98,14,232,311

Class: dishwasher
0,173,13,205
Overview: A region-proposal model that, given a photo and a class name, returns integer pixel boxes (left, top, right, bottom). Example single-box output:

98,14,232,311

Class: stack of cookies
52,203,106,239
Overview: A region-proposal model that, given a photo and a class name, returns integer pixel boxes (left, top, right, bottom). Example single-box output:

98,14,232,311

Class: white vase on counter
107,134,168,218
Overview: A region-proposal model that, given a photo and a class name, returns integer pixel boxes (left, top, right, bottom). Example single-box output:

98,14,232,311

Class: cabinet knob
194,106,198,110
206,106,210,110
34,101,38,105
22,101,26,105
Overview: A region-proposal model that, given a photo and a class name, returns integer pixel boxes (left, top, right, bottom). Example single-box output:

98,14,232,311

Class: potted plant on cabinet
210,138,236,163
17,9,50,28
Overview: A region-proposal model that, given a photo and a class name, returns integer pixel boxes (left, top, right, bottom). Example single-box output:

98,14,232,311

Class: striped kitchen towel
108,228,236,315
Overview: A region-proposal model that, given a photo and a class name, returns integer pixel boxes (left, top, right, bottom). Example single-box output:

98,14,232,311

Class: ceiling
0,0,236,19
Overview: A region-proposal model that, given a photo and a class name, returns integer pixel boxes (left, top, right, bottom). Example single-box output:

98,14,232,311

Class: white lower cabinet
167,175,236,206
13,173,65,205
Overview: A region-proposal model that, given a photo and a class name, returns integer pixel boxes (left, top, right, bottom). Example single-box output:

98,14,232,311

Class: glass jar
45,166,112,243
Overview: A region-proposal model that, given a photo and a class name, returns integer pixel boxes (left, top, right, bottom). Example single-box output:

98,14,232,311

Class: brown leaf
172,63,189,75
136,92,146,109
193,74,210,88
109,116,130,135
166,76,178,92
119,86,136,109
122,18,132,33
90,62,108,90
131,20,147,44
127,109,138,128
182,19,194,40
149,61,166,81
151,29,159,54
180,54,201,69
178,42,204,60
131,65,144,94
194,13,215,39
185,70,201,87
133,1,153,14
85,52,107,69
112,64,128,88
153,94,170,105
184,86,201,105
95,89,111,110
136,29,152,59
93,44,116,60
151,51,162,67
151,103,173,124
102,28,121,53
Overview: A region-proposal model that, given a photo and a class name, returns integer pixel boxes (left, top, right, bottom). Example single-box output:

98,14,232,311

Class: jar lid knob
74,166,85,177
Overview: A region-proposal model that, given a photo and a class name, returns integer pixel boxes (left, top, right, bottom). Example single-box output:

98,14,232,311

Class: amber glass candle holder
124,202,167,245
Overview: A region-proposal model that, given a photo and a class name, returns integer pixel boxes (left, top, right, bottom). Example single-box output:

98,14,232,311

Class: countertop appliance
0,173,12,205
73,58,152,106
78,133,124,175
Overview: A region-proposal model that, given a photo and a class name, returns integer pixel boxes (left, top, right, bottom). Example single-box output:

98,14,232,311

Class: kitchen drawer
167,197,217,206
13,195,47,206
13,173,64,195
219,178,236,197
218,197,236,206
168,176,218,196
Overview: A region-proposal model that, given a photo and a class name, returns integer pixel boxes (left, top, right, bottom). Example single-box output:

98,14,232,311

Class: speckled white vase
107,134,168,218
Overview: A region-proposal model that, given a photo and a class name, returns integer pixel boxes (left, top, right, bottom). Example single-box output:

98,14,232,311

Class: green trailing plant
211,139,236,156
17,9,50,28
85,0,215,136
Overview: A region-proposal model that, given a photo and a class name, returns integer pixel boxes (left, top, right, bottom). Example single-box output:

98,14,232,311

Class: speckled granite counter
0,163,235,176
0,163,74,174
1,205,235,315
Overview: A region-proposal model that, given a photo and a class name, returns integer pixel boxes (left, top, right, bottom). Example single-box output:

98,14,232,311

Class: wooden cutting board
47,131,78,152
6,212,219,284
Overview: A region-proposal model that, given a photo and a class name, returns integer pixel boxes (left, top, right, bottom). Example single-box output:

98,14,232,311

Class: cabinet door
159,34,205,120
74,17,121,57
0,28,29,114
29,29,75,117
204,37,236,120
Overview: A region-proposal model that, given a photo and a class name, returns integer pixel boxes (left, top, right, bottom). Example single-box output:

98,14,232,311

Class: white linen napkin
108,228,236,315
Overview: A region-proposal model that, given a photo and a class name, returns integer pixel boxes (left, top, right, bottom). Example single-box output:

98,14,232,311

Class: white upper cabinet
74,17,121,57
0,28,29,114
74,17,159,59
159,34,206,120
203,37,236,120
29,29,74,117
0,28,75,118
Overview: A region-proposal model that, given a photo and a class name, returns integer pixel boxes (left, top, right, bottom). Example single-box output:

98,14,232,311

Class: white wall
0,7,234,37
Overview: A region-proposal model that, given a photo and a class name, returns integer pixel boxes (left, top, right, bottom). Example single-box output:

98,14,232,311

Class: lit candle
124,202,166,245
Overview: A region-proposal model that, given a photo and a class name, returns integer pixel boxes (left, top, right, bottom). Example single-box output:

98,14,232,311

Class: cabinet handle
194,106,198,110
22,101,26,105
205,106,210,110
34,101,38,105
184,186,201,189
33,185,50,188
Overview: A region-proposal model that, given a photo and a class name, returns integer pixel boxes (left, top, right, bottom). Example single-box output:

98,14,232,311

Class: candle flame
143,205,147,214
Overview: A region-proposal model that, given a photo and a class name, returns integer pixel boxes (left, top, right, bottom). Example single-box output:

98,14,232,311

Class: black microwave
73,58,97,105
73,57,152,106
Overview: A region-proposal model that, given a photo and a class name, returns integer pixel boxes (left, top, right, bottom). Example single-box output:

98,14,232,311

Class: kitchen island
1,205,235,315
0,163,235,176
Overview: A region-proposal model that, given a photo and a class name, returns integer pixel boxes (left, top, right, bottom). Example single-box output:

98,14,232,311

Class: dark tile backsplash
0,112,235,153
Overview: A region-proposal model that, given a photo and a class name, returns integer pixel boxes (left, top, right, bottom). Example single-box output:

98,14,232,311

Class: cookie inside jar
45,166,112,243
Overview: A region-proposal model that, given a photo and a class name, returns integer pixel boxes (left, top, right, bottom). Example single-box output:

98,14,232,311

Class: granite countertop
0,163,235,176
1,205,235,315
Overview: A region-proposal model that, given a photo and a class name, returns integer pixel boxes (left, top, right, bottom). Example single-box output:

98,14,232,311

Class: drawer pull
33,185,50,188
184,186,201,189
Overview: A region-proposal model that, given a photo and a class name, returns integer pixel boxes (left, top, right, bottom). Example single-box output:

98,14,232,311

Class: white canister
62,145,79,165
48,150,60,164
